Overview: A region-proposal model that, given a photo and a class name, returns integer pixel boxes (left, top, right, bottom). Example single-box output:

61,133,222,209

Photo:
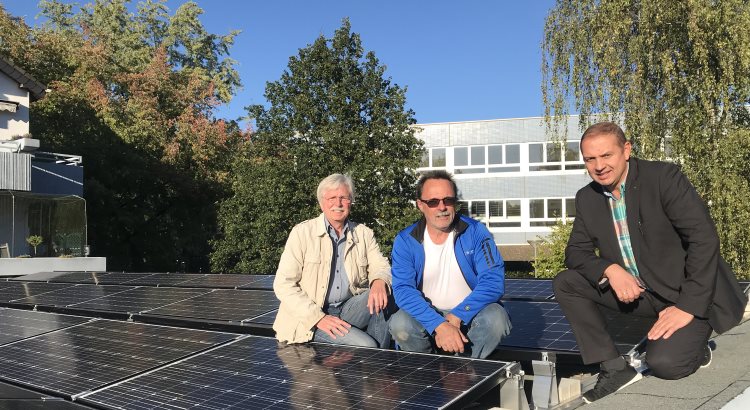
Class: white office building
414,116,592,261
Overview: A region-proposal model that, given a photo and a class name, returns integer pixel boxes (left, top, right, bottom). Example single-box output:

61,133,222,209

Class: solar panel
178,274,261,289
740,281,749,294
0,309,91,346
237,275,275,290
499,301,655,354
67,287,211,314
0,380,93,409
37,272,109,285
0,320,237,398
8,271,79,282
9,284,135,308
503,279,554,301
245,309,277,325
93,272,158,285
142,289,280,323
118,273,208,287
500,301,579,352
80,335,511,410
0,283,75,303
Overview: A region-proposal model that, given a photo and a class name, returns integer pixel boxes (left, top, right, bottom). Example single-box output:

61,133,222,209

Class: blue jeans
312,290,391,348
389,303,511,359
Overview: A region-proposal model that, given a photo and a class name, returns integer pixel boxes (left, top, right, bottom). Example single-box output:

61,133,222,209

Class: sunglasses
419,197,458,208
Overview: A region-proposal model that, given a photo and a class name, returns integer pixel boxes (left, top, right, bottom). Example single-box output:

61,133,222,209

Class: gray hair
316,173,355,204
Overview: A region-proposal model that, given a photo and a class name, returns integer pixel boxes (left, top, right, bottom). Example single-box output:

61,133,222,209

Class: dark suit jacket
565,157,747,334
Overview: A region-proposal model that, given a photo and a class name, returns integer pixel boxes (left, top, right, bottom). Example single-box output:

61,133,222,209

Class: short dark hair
581,122,627,146
416,170,458,199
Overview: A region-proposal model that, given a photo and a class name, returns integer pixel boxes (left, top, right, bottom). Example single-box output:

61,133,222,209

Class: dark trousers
554,269,712,380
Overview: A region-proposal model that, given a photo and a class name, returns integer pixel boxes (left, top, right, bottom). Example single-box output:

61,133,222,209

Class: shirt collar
324,218,350,235
603,163,629,200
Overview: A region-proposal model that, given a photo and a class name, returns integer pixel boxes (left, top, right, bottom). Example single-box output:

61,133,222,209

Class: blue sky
3,0,556,125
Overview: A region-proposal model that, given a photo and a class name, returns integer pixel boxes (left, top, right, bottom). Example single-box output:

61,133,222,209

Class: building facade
414,116,591,261
0,55,88,259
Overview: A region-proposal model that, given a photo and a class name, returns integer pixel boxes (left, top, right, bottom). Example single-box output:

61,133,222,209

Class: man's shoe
582,365,642,404
700,344,712,369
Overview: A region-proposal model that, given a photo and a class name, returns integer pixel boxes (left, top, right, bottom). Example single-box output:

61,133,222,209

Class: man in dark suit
554,122,747,403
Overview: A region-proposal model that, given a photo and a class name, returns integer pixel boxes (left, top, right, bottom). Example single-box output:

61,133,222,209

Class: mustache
330,207,346,212
435,211,452,218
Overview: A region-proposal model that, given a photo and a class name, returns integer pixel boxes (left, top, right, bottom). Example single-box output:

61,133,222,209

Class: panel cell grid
67,287,211,313
177,274,260,289
10,284,135,307
0,309,91,346
0,283,75,303
117,273,208,287
0,320,236,398
503,279,554,301
143,289,280,322
80,336,510,410
237,275,275,290
93,273,159,285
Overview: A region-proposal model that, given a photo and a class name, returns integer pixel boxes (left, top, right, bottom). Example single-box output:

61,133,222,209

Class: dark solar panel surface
0,309,90,346
8,272,77,282
0,283,74,303
499,301,655,353
143,289,280,322
245,310,277,325
93,273,157,285
500,301,579,352
10,284,134,307
117,273,208,287
67,287,210,313
503,279,554,301
237,275,275,290
34,272,108,285
0,320,236,398
178,274,261,289
0,400,94,409
81,336,510,410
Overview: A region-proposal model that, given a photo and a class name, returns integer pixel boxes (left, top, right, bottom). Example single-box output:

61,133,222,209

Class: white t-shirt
422,229,472,311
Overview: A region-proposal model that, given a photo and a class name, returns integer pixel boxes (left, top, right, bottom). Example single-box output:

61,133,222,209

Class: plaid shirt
604,178,641,280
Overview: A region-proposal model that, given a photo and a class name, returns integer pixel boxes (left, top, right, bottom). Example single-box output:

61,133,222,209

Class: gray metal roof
0,54,47,101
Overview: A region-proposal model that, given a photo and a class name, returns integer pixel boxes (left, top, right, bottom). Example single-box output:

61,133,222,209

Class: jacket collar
409,214,469,243
314,213,359,243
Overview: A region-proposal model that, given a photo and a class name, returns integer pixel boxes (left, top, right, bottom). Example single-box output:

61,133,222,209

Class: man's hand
434,320,468,354
316,315,351,339
604,264,644,303
648,306,694,340
367,279,388,314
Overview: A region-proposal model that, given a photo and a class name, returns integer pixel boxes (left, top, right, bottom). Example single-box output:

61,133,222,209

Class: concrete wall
0,72,30,141
0,257,106,276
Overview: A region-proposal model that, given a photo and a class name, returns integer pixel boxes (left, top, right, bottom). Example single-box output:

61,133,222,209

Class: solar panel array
9,271,276,290
80,336,509,410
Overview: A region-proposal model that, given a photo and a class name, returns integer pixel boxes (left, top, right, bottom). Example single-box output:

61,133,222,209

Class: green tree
211,20,423,274
542,0,750,278
531,219,574,279
1,1,245,271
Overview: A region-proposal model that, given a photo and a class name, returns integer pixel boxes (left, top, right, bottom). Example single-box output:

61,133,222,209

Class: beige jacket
273,213,391,343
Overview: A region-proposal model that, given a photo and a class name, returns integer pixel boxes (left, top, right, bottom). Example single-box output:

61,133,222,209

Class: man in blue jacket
389,170,511,359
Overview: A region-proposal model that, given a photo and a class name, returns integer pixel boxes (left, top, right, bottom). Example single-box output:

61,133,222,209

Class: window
529,141,584,171
486,199,522,228
470,201,486,219
419,148,446,168
454,146,485,174
487,144,520,173
529,143,562,171
529,197,574,226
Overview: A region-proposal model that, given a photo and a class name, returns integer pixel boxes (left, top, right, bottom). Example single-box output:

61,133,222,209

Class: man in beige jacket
273,174,392,347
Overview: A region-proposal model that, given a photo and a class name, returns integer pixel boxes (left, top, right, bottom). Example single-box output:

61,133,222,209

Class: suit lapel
624,159,643,267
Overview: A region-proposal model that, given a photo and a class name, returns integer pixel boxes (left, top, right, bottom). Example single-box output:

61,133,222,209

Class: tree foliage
531,219,573,279
542,0,750,278
211,20,423,273
0,0,244,271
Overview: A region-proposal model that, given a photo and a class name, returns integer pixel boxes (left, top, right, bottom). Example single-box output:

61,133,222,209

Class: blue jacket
391,214,505,334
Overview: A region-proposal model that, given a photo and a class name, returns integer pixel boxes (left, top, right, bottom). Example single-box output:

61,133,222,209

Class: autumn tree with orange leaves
0,0,245,271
